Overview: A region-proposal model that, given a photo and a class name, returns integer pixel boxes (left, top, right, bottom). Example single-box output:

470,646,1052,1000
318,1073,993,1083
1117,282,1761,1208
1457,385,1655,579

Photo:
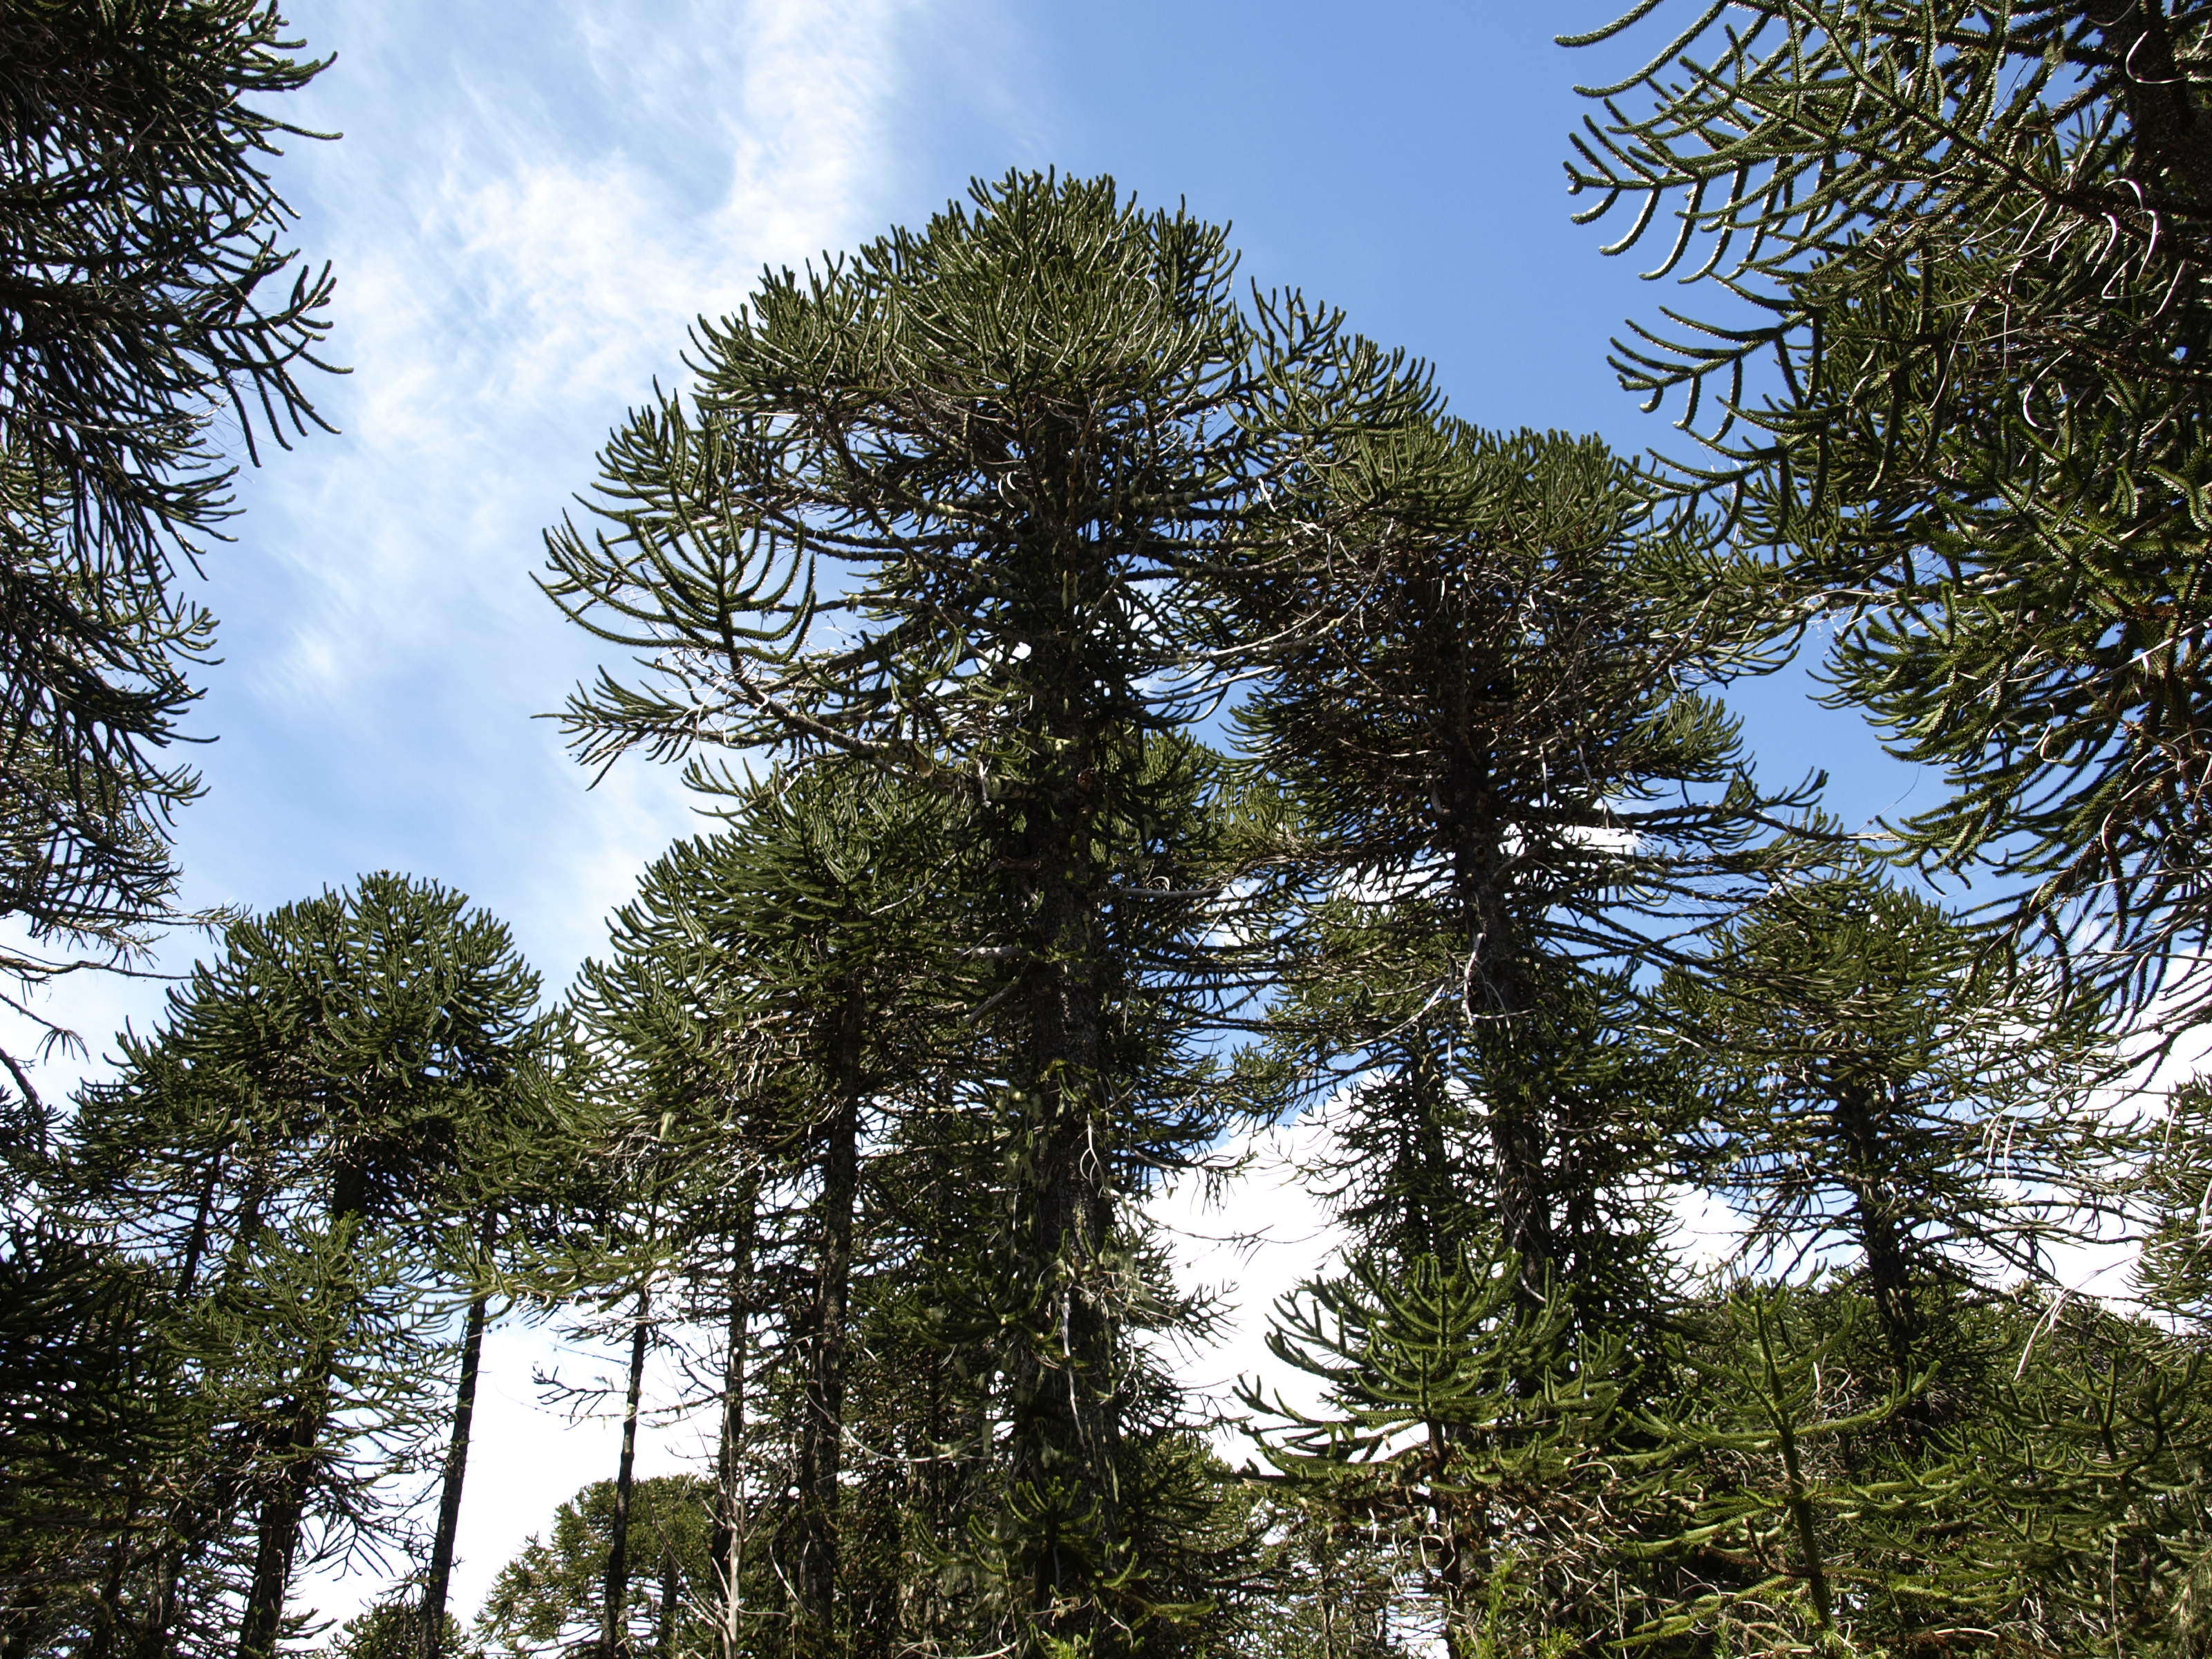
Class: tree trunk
236,1383,331,1659
654,1544,679,1659
601,1288,651,1659
1830,1074,1922,1388
2094,0,2212,214
1005,836,1116,1648
239,1181,358,1659
420,1208,498,1659
113,1152,232,1659
794,991,864,1658
1440,722,1551,1304
711,1185,757,1659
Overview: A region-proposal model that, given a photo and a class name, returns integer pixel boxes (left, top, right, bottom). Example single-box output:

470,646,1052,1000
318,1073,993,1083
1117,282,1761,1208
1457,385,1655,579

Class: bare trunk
794,992,864,1658
1443,738,1550,1299
1006,860,1115,1644
653,1544,679,1659
601,1289,652,1659
711,1186,757,1659
421,1210,497,1659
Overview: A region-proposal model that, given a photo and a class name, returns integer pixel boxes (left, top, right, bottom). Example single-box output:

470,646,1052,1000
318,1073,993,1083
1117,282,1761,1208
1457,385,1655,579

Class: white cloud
1146,1108,1351,1465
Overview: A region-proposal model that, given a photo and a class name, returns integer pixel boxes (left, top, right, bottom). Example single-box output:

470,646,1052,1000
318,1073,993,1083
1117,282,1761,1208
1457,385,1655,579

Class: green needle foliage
1224,418,1814,1297
1660,869,2120,1387
1620,1286,1970,1656
1629,1286,2212,1654
475,1477,713,1659
0,1221,182,1659
1248,1244,1631,1658
56,874,544,1659
2144,1078,2212,1329
1956,1306,2212,1652
325,1604,474,1659
572,762,976,1659
1565,0,2212,1023
0,1,337,1047
540,171,1415,1658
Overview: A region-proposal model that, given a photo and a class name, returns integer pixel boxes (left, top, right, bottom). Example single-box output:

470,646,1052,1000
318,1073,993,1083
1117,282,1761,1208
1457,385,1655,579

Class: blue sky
41,0,1918,1040
19,0,1935,1623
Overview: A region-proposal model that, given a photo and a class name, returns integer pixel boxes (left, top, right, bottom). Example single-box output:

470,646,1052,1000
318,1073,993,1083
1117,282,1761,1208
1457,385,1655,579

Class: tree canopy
15,20,2212,1659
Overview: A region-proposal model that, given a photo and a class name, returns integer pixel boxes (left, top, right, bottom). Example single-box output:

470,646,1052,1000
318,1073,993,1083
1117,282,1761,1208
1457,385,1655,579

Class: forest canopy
8,5,2212,1659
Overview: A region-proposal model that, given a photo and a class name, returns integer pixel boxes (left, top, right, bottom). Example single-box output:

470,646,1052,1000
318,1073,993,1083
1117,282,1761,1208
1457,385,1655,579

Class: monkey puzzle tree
1224,419,1810,1308
0,0,337,1051
1217,416,1816,1655
474,1476,715,1659
62,874,543,1659
1565,0,2212,1027
1658,869,2117,1391
1249,1244,1633,1659
541,171,1411,1656
0,1220,185,1659
570,762,975,1659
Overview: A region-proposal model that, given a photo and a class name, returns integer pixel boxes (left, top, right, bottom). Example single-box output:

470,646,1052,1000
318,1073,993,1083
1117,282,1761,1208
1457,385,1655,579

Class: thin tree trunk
1831,1076,1922,1387
711,1181,756,1659
601,1288,651,1659
1441,724,1551,1304
239,1181,359,1659
236,1381,331,1659
113,1152,231,1659
654,1545,679,1659
421,1209,498,1659
794,992,865,1658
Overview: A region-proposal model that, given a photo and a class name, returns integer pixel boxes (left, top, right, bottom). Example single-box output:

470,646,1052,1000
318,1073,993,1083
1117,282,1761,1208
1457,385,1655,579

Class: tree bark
653,1544,679,1659
1004,799,1116,1642
420,1208,498,1659
238,1178,360,1659
710,1185,757,1659
794,991,865,1658
1441,730,1550,1301
601,1288,652,1659
236,1382,330,1659
1830,1073,1922,1388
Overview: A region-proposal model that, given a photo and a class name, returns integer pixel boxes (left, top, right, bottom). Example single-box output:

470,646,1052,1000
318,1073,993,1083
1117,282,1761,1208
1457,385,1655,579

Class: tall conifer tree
0,1,337,1049
541,171,1409,1656
62,875,542,1659
1226,420,1807,1304
572,765,971,1658
1660,870,2117,1389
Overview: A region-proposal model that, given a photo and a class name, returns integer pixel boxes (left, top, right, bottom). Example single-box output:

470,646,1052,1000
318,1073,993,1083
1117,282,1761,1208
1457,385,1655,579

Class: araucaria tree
0,0,337,1060
1660,869,2117,1389
18,16,2212,1659
1227,419,1806,1306
1566,0,2212,1024
0,17,339,1640
1224,418,1810,1652
59,874,543,1659
541,171,1408,1656
568,764,974,1659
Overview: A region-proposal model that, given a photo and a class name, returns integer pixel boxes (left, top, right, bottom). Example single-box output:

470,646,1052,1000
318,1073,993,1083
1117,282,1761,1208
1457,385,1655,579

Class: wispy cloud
156,0,986,995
